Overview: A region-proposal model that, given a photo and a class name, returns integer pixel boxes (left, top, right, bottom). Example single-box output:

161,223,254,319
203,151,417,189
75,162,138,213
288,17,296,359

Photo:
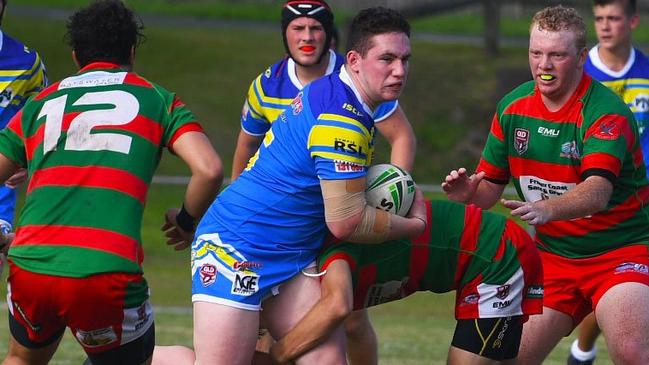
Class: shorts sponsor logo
75,327,118,348
233,261,262,271
200,264,217,287
492,316,512,349
560,141,580,160
232,272,259,296
334,160,364,173
134,303,151,331
526,285,543,298
537,126,559,137
461,293,479,305
291,92,303,115
514,128,529,155
615,262,649,275
496,284,510,300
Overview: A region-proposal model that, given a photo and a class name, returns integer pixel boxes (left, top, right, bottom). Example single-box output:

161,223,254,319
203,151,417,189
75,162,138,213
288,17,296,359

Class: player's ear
630,13,640,30
71,51,81,69
346,50,361,72
129,46,136,66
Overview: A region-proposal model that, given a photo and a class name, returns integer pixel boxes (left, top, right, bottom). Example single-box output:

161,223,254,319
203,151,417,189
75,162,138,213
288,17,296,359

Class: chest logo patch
514,128,529,155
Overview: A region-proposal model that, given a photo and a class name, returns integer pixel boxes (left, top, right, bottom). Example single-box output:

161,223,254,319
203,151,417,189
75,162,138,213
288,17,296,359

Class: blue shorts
191,231,317,311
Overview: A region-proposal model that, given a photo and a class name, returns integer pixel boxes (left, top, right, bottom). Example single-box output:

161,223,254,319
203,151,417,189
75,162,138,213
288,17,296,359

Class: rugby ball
365,164,415,216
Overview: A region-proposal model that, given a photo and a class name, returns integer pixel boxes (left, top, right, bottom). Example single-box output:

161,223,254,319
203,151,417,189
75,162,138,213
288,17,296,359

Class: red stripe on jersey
355,264,378,310
170,96,185,112
581,152,621,177
124,73,153,88
24,124,45,162
490,113,505,141
32,82,62,102
406,200,432,293
12,225,142,264
7,110,24,139
477,158,509,182
167,123,204,153
92,115,164,147
537,185,649,237
454,204,482,287
509,157,581,182
28,166,148,204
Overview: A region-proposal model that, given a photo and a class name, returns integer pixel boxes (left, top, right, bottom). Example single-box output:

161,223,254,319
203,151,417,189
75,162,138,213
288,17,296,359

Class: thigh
193,301,260,365
596,282,649,364
262,271,347,365
451,316,523,362
515,307,573,365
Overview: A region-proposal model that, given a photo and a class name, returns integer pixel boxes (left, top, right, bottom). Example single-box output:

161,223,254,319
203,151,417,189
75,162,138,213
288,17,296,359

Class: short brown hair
594,0,636,17
530,5,586,52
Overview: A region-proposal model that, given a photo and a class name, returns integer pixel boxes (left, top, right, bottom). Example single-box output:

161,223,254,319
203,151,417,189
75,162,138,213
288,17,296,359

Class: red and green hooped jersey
478,74,649,258
0,62,203,277
319,200,543,317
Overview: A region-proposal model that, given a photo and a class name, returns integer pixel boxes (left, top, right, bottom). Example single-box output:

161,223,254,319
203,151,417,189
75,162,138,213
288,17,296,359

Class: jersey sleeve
477,112,510,184
373,100,398,123
581,113,635,180
0,110,27,167
308,112,372,180
161,93,205,152
241,75,272,136
25,52,48,98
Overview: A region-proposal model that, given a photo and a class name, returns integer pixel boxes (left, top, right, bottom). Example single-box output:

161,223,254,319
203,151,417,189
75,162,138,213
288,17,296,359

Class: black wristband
176,205,197,232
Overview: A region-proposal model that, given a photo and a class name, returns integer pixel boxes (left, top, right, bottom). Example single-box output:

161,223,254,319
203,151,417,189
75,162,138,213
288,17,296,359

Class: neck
295,53,330,86
598,43,632,72
346,68,377,110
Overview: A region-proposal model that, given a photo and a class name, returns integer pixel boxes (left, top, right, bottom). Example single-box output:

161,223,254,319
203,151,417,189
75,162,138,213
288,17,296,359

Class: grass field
0,4,615,364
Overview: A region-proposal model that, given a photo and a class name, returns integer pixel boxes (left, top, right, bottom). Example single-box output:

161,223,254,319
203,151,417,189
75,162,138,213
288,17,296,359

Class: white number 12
39,90,139,155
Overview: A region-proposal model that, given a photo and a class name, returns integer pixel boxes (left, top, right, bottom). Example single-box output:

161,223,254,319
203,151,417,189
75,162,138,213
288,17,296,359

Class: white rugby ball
365,164,415,217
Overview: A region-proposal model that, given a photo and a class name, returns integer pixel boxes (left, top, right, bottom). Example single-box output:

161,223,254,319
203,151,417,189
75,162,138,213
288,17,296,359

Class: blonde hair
530,5,586,51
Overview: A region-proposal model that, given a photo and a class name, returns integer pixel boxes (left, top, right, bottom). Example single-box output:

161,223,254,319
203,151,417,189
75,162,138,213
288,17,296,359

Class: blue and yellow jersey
585,46,649,175
199,66,377,259
241,49,397,136
0,31,47,129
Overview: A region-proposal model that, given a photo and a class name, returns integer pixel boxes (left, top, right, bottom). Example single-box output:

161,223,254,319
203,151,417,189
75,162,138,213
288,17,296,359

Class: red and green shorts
6,261,153,353
541,243,649,326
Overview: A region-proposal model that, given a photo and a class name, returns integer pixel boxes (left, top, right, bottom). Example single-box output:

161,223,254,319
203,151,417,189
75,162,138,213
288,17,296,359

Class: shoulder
583,77,634,120
496,81,536,114
0,33,40,66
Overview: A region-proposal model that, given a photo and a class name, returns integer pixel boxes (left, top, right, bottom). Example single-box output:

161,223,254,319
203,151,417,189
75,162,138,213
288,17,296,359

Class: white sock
570,339,597,361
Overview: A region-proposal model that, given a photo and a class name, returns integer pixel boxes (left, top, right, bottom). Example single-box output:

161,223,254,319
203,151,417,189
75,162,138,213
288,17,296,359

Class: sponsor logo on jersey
560,141,580,160
492,299,512,309
264,67,272,78
132,302,152,331
200,264,217,287
614,262,649,275
291,92,303,115
537,126,560,137
594,119,620,140
520,176,575,202
514,128,529,155
231,272,259,296
496,284,510,300
461,293,480,305
334,160,364,173
364,279,408,307
233,261,262,271
526,285,544,298
75,326,118,348
0,87,13,108
333,138,366,156
633,94,649,113
342,102,363,117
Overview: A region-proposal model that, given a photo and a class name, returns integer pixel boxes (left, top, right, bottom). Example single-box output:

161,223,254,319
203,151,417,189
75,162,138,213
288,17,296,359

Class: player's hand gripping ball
365,164,415,216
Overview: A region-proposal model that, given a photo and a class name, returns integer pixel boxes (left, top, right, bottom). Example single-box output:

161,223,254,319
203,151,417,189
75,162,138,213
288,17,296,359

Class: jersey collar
78,62,124,73
589,45,635,78
287,49,337,89
338,65,374,116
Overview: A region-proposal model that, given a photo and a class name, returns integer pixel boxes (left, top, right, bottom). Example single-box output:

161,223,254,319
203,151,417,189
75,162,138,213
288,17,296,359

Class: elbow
326,292,353,323
326,214,362,241
195,156,224,188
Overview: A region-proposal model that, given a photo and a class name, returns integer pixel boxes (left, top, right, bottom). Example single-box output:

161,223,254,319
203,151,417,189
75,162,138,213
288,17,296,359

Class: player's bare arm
231,130,264,181
502,175,613,225
322,177,426,243
162,131,223,250
270,260,353,364
375,105,415,171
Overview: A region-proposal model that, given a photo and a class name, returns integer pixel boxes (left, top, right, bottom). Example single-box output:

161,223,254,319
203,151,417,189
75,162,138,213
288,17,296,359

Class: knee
608,339,649,365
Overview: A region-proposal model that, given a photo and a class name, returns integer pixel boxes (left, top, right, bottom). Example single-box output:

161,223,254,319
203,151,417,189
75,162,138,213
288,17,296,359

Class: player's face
349,32,411,108
285,17,327,67
529,27,587,106
593,3,638,53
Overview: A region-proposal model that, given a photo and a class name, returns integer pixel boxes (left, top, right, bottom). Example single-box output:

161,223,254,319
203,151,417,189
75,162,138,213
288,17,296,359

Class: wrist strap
176,205,197,232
